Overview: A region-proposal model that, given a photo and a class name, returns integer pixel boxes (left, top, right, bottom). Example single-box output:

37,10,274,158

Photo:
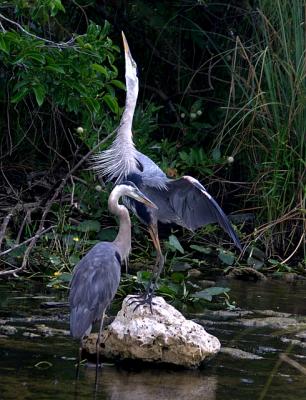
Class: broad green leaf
68,255,80,267
58,272,72,282
32,85,46,106
84,97,100,113
103,94,118,113
76,220,101,233
136,270,152,284
92,63,109,77
218,249,235,265
111,79,126,90
192,286,230,301
26,52,45,63
45,65,65,74
51,0,66,16
171,272,185,283
190,244,212,254
168,234,184,254
11,87,28,103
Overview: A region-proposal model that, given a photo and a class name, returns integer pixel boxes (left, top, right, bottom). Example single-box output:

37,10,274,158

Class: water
0,279,306,399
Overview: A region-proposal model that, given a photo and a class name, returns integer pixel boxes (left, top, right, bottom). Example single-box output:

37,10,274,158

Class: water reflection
85,367,217,400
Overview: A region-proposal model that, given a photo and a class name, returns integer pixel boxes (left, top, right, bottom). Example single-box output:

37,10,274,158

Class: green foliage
118,270,232,310
214,0,305,257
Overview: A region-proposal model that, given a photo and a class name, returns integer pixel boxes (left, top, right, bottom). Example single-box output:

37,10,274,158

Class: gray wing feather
139,177,241,250
135,151,168,189
69,242,121,339
166,177,242,250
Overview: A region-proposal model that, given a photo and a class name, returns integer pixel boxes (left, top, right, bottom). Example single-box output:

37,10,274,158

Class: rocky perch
83,295,220,368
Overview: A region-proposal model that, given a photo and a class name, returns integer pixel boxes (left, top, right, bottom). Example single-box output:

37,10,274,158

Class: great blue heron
92,32,242,306
69,181,157,374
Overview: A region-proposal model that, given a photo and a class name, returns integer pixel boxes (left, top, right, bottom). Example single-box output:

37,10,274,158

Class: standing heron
69,181,157,374
92,32,242,305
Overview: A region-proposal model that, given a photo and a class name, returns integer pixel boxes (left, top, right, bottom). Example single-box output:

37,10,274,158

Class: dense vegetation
0,1,305,295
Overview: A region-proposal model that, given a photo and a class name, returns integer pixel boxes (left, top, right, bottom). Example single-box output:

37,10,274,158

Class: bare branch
0,225,56,257
0,131,116,278
0,12,78,48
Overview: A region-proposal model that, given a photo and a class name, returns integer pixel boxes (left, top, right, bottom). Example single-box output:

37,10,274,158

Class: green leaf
218,249,235,265
32,84,46,106
58,272,72,282
171,272,185,283
190,244,212,254
103,94,118,113
212,147,221,161
45,65,65,74
49,255,61,266
84,97,100,113
110,79,126,90
92,63,109,77
192,286,230,301
11,87,28,103
76,220,101,233
68,255,80,267
172,262,192,272
136,270,152,284
168,234,184,254
51,0,66,16
97,228,117,241
0,36,9,54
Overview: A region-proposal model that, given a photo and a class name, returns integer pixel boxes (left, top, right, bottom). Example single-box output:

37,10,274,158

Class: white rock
83,295,220,368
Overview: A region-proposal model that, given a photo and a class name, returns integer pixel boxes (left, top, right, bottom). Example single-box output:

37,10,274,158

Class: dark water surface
0,279,306,400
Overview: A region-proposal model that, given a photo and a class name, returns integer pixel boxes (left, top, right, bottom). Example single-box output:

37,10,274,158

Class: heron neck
108,193,131,262
117,80,138,143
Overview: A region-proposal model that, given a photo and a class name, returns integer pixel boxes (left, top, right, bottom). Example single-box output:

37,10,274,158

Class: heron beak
121,31,130,55
134,189,158,209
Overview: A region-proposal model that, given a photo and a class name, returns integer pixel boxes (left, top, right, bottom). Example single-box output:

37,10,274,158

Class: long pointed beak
134,189,158,210
121,31,130,55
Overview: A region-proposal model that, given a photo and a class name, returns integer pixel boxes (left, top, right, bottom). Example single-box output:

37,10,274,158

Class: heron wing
69,242,121,339
163,176,241,250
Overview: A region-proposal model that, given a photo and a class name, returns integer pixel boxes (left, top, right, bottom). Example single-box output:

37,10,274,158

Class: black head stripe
120,181,138,189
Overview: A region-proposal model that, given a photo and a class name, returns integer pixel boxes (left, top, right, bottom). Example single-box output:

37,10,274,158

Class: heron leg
75,343,82,380
127,225,164,312
95,311,105,382
147,224,165,292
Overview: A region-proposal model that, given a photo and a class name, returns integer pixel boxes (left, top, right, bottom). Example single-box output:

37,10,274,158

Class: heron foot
127,293,155,313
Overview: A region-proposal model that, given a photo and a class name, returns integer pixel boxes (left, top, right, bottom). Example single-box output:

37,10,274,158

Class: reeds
216,0,305,261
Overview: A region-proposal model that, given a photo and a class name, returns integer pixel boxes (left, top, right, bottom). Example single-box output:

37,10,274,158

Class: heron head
120,181,158,209
121,32,138,90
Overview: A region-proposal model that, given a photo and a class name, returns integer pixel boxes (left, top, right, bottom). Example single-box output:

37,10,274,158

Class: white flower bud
227,156,234,164
180,113,185,118
76,127,84,134
190,112,196,119
197,110,202,116
95,185,103,192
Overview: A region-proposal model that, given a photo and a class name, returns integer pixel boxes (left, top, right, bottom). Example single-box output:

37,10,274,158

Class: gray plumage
69,242,121,339
92,33,241,303
69,182,157,340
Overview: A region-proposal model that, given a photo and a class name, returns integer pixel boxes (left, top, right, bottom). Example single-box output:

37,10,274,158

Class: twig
0,131,116,278
0,225,55,257
0,211,14,249
0,12,77,48
279,353,306,375
0,225,56,277
280,232,305,265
